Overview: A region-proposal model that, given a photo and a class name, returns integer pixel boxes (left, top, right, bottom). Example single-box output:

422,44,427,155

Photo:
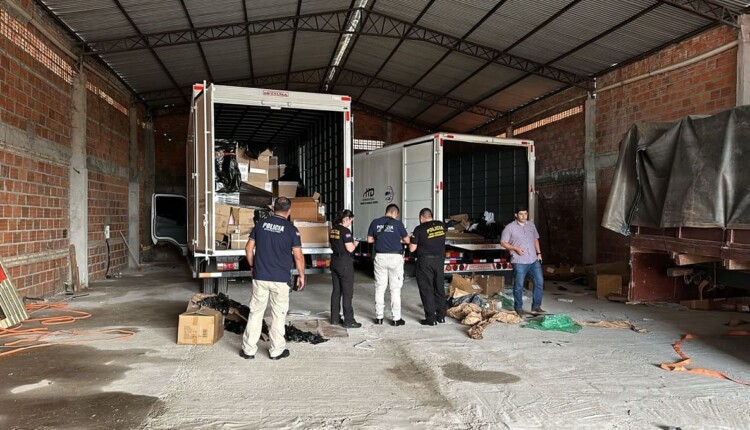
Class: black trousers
416,257,446,322
331,256,354,323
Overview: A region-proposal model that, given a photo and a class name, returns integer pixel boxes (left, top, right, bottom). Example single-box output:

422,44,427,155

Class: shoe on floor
374,318,384,325
342,321,362,328
420,319,437,326
436,317,446,323
270,349,290,360
531,307,546,315
239,350,255,360
392,319,406,326
514,308,526,317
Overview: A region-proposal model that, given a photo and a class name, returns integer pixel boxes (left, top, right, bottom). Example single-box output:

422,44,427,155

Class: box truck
177,83,353,294
352,133,535,276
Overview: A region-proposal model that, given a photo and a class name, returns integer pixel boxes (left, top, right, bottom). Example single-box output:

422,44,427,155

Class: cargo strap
659,331,750,386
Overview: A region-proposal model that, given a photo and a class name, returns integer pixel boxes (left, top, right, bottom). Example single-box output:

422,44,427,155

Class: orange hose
660,331,750,386
0,301,134,357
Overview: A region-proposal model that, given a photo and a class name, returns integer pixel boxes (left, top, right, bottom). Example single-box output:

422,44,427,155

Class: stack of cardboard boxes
215,204,256,250
290,195,330,246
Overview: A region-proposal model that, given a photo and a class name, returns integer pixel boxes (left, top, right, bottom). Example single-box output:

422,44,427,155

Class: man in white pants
367,204,410,326
240,197,305,360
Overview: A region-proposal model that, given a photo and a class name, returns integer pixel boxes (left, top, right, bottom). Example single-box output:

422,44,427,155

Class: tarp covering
602,106,750,235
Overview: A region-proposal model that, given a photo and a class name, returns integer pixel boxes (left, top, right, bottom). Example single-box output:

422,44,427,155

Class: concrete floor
1,261,749,429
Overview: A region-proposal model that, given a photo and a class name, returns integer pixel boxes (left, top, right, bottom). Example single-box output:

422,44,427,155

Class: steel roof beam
178,0,213,82
86,8,586,86
140,67,505,119
111,0,187,105
344,0,436,99
285,0,303,89
242,0,256,85
658,0,740,27
326,1,376,92
382,0,509,116
319,0,358,92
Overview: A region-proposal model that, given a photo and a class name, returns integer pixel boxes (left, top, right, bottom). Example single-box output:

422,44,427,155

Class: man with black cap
500,204,545,316
409,208,447,326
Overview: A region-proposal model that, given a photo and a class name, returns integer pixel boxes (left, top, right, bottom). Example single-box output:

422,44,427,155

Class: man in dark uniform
240,197,305,360
409,208,447,326
367,204,410,326
329,209,361,328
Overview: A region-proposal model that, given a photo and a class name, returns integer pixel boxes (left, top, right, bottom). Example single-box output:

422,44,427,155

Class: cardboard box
215,204,232,236
274,181,299,198
290,197,325,222
177,300,224,345
543,264,586,280
596,274,622,299
268,157,279,180
680,299,714,310
229,207,254,234
294,221,330,246
229,233,248,250
449,274,482,298
476,274,504,297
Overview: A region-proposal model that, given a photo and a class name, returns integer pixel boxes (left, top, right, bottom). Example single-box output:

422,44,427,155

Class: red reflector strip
193,84,204,91
446,134,454,139
341,96,351,101
522,141,530,145
530,145,534,152
345,111,350,121
346,167,351,178
0,265,5,282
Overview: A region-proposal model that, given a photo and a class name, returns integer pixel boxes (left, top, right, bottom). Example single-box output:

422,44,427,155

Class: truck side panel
352,144,403,239
402,139,436,231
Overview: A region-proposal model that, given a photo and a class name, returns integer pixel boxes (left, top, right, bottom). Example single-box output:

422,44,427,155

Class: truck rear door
402,139,436,231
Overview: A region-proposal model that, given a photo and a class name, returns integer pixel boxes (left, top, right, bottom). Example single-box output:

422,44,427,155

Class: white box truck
353,132,535,276
181,83,353,294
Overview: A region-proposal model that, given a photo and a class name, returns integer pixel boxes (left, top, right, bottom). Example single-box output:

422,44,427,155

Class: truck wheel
217,277,229,295
201,278,215,294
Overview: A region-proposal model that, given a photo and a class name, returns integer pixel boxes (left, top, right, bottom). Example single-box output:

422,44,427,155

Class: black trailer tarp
602,106,750,235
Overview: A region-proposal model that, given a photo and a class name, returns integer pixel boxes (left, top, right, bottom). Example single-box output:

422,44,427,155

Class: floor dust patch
442,362,520,384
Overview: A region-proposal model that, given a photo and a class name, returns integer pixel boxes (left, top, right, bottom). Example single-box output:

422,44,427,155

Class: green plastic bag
523,314,581,333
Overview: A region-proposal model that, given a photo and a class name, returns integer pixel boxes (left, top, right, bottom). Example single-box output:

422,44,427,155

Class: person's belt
376,251,402,254
419,255,444,259
332,253,352,257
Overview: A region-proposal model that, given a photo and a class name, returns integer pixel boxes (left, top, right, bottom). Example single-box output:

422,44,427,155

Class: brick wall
153,114,188,194
514,109,586,265
353,109,425,144
0,6,145,296
595,25,737,261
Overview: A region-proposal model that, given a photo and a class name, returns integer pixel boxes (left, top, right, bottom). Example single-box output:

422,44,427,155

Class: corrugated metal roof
35,0,747,132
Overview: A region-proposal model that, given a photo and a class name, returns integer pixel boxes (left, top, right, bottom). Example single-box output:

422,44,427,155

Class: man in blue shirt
500,205,545,316
240,197,305,360
367,204,410,326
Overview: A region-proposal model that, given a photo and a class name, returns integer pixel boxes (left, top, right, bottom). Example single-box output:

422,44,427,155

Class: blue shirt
249,214,302,282
367,215,408,253
500,220,539,264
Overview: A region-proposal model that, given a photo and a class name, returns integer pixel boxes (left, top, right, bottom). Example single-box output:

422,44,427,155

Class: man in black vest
409,208,447,326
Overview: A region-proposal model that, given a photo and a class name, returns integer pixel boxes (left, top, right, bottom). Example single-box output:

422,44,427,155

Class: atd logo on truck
262,90,289,97
361,188,378,205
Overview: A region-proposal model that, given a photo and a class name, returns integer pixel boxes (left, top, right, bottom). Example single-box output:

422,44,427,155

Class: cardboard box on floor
543,264,586,280
475,274,505,297
177,299,224,345
587,261,630,299
681,296,750,312
449,274,482,298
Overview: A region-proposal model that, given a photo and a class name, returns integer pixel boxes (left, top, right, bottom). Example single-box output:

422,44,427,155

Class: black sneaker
342,321,362,328
392,319,406,326
270,349,290,360
436,317,446,323
420,319,437,326
374,318,384,325
239,350,255,360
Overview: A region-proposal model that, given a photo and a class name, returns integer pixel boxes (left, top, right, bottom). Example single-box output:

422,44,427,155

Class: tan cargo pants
241,279,289,358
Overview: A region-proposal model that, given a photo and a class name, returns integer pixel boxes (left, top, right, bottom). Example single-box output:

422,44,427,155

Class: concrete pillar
738,14,750,105
128,105,140,268
143,118,156,237
385,117,393,144
69,71,88,286
506,125,514,138
582,96,597,265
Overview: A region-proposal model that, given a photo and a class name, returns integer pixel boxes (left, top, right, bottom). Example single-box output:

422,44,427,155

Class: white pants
373,253,404,320
241,279,289,358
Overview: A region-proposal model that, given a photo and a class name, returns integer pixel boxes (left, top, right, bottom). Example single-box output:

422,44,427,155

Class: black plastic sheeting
215,139,242,193
196,293,328,344
602,106,750,235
